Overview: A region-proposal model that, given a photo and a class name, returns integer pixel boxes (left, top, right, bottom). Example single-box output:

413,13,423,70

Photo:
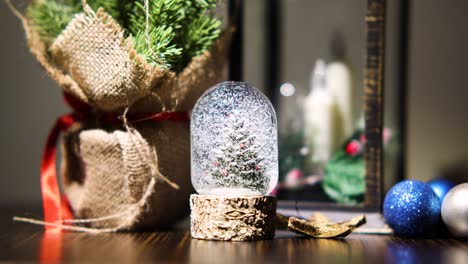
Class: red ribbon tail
40,114,77,227
40,228,63,264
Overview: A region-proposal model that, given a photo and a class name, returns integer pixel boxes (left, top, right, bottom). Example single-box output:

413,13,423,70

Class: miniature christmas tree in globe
211,116,268,194
190,81,278,241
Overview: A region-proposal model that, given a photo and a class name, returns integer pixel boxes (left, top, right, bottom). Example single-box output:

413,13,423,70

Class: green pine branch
132,26,182,67
27,0,80,44
27,0,222,71
128,0,185,35
178,14,222,70
127,0,222,70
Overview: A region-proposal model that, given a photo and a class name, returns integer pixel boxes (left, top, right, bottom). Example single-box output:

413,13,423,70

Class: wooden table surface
1,207,467,263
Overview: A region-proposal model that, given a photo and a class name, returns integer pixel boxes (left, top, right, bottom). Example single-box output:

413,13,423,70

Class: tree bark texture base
190,194,277,241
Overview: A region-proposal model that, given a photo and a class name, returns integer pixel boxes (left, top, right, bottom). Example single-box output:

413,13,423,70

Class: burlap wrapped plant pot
13,3,232,230
23,6,232,113
61,120,193,230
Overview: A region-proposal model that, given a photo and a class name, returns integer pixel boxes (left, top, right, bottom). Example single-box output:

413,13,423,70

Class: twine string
121,106,179,190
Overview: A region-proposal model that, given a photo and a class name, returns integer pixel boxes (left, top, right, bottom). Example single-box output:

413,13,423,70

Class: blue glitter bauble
383,180,441,237
428,178,455,201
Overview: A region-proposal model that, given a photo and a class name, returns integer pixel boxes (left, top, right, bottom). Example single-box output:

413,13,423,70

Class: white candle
303,59,340,169
326,61,353,139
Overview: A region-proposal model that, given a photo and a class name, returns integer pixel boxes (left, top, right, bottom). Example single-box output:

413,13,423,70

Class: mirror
274,1,367,205
238,0,404,209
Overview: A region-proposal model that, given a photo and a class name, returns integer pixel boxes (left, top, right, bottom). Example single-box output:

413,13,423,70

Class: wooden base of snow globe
190,194,277,241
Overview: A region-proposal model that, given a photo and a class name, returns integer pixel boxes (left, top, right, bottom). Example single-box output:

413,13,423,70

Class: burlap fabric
26,5,232,113
61,120,193,230
19,4,232,230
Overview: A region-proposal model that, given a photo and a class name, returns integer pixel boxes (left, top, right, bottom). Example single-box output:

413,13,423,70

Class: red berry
345,140,362,156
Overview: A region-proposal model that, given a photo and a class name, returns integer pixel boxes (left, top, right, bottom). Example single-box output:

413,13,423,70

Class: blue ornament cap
383,180,442,237
427,179,455,201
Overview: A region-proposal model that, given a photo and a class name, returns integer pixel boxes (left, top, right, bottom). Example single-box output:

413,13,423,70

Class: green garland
27,0,222,71
322,148,365,205
322,131,365,205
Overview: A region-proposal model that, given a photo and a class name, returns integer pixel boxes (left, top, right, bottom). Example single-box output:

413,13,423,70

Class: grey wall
407,0,468,182
243,0,266,91
0,1,67,205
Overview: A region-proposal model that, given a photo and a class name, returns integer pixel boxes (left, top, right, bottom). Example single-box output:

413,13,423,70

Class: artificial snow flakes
191,81,278,196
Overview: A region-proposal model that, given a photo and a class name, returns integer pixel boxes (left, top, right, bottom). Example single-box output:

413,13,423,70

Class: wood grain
190,195,276,241
1,222,467,263
364,0,386,211
1,206,466,263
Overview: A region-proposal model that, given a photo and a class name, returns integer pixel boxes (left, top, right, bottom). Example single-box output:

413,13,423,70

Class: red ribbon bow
41,92,189,226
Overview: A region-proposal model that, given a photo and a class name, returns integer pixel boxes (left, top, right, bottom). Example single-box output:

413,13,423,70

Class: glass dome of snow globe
191,81,278,196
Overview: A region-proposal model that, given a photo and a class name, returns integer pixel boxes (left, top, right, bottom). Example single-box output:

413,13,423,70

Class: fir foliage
26,0,79,44
180,14,221,69
128,0,185,34
132,26,182,67
128,0,186,68
127,0,222,71
26,0,222,71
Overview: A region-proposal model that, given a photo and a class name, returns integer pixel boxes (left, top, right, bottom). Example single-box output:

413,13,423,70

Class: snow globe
190,81,278,241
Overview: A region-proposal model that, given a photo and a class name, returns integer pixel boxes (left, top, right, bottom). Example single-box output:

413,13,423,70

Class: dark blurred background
1,0,467,206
